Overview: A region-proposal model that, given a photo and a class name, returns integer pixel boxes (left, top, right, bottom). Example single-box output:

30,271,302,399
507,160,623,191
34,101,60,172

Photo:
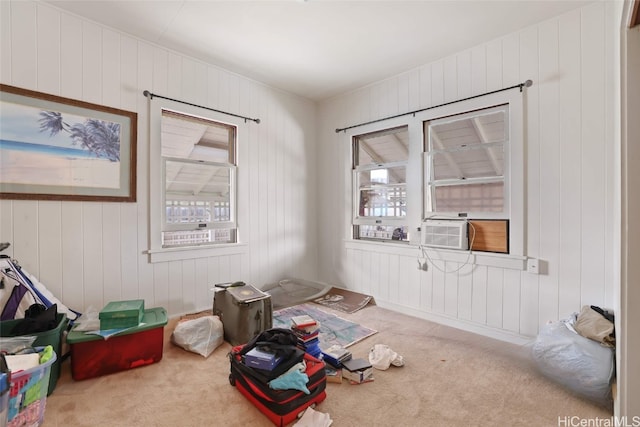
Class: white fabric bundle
368,344,404,370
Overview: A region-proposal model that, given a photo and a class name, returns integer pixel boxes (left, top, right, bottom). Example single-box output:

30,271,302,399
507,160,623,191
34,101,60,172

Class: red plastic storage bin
66,307,167,380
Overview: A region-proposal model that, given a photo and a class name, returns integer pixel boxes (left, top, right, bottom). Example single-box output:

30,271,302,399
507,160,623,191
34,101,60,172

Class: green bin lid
67,307,167,344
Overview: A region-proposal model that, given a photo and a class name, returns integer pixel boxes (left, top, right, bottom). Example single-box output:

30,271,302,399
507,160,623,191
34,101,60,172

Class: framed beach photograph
0,84,137,202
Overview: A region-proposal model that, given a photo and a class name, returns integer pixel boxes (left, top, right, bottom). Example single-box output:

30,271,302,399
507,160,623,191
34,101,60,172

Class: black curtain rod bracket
335,79,532,133
143,90,260,124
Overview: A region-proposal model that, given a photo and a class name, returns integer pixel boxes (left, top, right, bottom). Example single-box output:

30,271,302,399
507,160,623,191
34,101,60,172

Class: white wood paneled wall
0,1,318,317
317,1,618,342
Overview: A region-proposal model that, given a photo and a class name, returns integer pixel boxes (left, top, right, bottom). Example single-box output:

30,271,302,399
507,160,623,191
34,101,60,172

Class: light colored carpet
41,305,611,427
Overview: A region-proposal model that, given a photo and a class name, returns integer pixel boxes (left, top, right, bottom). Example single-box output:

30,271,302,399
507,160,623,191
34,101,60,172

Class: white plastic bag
72,305,100,331
369,344,404,370
531,319,614,407
171,315,224,358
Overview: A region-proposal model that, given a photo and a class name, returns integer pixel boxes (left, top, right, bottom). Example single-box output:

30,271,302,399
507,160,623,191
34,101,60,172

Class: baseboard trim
375,299,534,346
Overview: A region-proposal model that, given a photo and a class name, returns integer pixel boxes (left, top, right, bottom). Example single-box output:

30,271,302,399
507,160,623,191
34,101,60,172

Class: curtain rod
335,79,533,133
142,90,260,124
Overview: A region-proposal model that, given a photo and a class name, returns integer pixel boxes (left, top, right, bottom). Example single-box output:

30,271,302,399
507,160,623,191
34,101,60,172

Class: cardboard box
324,365,343,384
342,366,373,383
99,299,144,330
341,357,373,384
67,307,167,380
244,347,283,371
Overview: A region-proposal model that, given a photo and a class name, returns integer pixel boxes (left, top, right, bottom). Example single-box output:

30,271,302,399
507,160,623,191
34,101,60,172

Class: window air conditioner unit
421,219,468,250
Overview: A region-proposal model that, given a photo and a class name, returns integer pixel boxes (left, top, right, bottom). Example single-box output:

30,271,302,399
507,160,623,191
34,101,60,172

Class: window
421,90,524,257
346,89,524,265
160,110,237,247
148,97,247,262
424,105,509,218
352,125,409,242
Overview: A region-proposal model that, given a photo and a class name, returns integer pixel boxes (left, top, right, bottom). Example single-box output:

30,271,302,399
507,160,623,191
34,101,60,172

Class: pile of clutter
320,341,404,386
290,315,323,359
532,305,615,407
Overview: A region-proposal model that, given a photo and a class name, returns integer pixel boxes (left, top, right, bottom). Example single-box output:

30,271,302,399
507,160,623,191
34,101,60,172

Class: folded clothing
269,368,310,394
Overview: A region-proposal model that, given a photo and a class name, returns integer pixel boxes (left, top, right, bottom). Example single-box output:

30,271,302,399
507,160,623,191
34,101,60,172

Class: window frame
345,118,421,244
353,160,408,224
344,89,524,264
148,98,248,263
352,125,409,242
161,156,237,233
416,89,524,257
424,104,510,219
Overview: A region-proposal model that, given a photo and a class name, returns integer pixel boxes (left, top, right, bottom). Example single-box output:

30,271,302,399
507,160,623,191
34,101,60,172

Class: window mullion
431,176,504,187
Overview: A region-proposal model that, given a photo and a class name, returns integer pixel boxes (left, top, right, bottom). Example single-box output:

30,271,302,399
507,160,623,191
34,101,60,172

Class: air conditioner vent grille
421,220,468,250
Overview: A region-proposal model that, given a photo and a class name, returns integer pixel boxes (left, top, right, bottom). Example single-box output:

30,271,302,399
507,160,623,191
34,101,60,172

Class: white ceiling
44,0,592,101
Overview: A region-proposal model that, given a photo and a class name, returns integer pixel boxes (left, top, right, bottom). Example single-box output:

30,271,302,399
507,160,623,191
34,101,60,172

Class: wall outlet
527,258,539,274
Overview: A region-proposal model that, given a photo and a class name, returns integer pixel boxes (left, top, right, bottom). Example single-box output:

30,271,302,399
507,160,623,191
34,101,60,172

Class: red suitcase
229,345,327,426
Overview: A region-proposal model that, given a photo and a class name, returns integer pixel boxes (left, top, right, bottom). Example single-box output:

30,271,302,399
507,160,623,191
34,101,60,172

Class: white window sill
147,243,247,263
344,239,526,270
344,239,415,256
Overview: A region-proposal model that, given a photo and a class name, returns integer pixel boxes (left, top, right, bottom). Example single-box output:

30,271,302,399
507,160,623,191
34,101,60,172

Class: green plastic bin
0,313,68,396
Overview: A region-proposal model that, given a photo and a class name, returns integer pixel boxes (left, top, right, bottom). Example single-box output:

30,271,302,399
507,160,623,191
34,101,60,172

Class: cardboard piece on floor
312,287,375,314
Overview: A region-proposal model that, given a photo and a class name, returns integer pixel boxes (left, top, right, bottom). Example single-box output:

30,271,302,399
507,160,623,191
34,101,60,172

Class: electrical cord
417,216,476,274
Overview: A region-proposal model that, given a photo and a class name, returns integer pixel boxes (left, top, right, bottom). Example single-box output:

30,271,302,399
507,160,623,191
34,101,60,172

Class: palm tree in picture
38,111,121,161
